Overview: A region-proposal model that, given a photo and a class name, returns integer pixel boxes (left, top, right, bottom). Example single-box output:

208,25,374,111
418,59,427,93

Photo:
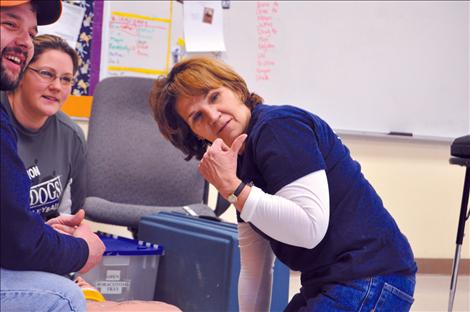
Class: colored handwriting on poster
256,1,279,81
107,12,171,76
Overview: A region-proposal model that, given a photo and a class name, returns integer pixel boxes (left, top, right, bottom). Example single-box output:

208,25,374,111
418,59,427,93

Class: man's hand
46,209,105,272
47,209,85,227
74,222,105,273
46,210,104,272
47,209,85,235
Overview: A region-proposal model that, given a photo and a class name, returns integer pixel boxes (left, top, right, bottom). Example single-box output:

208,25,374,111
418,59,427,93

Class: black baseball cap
0,0,62,26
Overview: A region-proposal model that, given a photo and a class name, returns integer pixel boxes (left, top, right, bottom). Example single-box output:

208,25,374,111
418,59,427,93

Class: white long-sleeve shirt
238,170,329,311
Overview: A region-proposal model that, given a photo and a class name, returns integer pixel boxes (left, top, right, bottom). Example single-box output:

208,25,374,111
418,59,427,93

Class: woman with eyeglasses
0,34,86,220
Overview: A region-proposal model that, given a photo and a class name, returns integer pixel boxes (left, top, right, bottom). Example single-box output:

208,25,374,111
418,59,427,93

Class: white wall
76,120,468,259
341,135,467,259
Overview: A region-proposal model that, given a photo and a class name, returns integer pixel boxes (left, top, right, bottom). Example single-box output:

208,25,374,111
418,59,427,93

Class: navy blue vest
237,104,416,295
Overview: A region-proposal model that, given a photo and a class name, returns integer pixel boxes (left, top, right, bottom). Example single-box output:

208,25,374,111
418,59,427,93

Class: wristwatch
227,181,246,204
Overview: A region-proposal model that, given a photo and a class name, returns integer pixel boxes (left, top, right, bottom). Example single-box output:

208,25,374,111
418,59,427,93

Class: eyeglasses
28,67,75,87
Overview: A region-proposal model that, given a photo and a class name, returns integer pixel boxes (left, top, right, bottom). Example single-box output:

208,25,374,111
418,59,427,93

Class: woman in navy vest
150,56,417,312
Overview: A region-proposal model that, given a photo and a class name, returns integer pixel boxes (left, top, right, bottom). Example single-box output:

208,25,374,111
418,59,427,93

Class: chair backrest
86,76,206,207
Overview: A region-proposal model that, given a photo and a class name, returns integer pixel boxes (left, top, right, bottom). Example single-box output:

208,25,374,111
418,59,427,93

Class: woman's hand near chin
198,134,247,198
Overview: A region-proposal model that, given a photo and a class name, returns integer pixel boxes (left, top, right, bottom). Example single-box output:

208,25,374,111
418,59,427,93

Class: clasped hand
47,209,86,235
47,209,105,273
198,134,247,198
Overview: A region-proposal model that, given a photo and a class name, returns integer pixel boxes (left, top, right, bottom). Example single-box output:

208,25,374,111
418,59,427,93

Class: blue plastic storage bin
78,232,164,301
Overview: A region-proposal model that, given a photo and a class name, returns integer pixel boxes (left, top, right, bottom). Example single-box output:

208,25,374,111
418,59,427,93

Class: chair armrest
83,197,216,229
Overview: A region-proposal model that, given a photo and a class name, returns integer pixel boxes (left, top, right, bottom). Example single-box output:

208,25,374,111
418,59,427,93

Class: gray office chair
83,76,227,234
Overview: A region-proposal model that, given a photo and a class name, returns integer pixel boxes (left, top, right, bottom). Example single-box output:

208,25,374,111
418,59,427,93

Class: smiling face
15,49,73,119
176,86,251,146
0,2,37,90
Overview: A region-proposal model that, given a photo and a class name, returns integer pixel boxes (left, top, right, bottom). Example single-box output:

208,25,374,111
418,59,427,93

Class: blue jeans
0,268,86,312
285,274,415,312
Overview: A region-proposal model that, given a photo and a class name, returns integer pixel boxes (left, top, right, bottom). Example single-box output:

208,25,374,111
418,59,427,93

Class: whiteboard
178,1,469,139
102,1,470,139
100,1,173,79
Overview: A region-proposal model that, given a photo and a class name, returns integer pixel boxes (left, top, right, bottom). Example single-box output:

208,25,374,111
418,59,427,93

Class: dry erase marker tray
78,232,164,301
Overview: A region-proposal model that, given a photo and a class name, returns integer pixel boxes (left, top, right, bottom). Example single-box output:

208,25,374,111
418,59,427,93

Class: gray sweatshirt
1,91,87,220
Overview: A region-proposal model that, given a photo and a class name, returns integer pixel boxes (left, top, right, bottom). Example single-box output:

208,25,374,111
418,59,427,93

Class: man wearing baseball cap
1,1,105,311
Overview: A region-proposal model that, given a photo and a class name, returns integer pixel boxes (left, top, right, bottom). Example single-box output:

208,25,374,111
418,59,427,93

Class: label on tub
96,280,130,294
106,270,121,281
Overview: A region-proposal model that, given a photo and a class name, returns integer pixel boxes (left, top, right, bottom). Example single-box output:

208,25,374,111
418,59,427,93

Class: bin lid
97,232,164,256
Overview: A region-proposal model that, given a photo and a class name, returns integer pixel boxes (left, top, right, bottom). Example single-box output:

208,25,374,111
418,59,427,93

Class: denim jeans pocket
372,282,414,312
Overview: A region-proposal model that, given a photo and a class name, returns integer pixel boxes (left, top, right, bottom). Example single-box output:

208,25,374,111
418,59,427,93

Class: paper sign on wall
184,1,226,52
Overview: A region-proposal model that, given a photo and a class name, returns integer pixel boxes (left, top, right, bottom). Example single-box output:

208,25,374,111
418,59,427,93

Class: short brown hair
149,56,263,160
30,34,79,74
